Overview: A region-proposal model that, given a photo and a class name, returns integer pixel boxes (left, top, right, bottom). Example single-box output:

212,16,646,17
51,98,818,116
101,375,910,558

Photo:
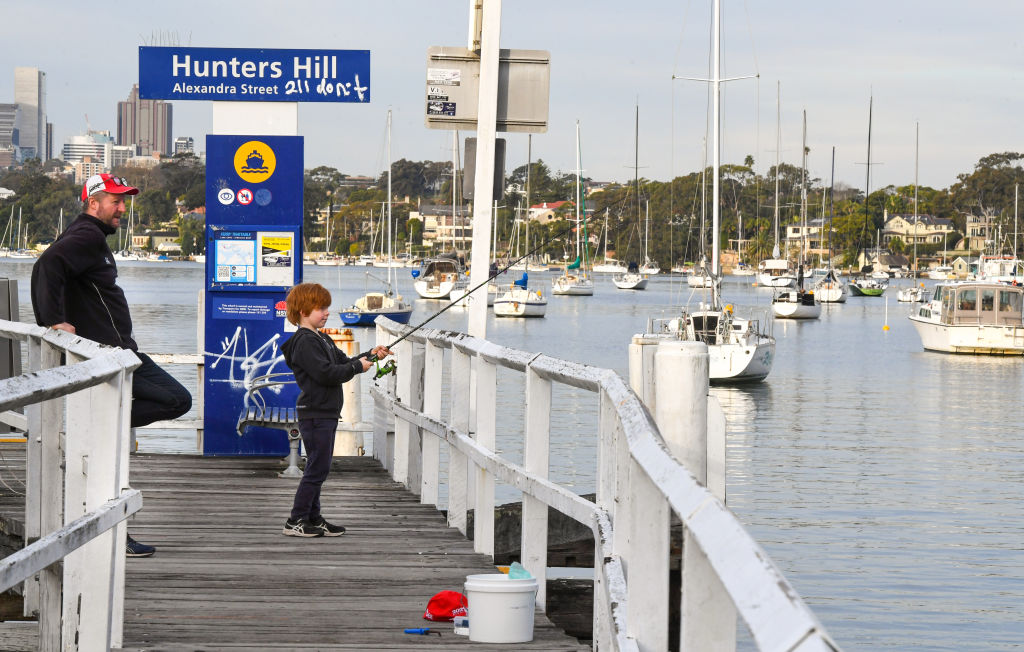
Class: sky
2,0,1023,195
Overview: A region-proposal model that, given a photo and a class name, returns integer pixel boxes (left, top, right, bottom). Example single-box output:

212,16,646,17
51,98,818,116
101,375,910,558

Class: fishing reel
373,358,397,379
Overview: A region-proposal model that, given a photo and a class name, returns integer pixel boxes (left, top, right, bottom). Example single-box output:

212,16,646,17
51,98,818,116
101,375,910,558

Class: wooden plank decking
0,446,589,651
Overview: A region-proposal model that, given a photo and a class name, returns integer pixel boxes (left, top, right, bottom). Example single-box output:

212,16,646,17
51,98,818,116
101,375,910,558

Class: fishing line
356,224,570,362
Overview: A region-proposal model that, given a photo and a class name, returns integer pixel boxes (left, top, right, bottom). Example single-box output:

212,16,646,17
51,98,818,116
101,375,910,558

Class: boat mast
913,121,919,276
575,120,582,262
800,110,808,272
711,0,721,277
828,146,835,268
635,105,641,265
452,131,459,253
860,94,874,272
386,109,394,290
526,134,532,263
773,81,781,259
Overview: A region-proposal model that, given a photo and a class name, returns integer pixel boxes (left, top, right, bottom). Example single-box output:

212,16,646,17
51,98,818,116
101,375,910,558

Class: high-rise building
0,104,19,148
63,131,114,167
14,67,46,161
117,84,172,156
173,136,194,155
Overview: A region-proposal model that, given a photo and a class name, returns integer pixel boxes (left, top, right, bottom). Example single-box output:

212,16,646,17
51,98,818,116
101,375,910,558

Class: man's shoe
126,535,156,558
309,516,346,537
282,518,325,537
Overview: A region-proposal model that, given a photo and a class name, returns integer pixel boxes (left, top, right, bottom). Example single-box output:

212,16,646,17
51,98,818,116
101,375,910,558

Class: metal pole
711,0,721,277
467,0,502,339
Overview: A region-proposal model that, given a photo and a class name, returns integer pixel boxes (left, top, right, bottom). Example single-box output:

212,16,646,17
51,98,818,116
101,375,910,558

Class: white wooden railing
371,317,840,652
0,321,143,651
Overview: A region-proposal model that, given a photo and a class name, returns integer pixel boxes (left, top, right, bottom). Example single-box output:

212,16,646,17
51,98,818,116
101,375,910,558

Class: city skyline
1,1,1022,193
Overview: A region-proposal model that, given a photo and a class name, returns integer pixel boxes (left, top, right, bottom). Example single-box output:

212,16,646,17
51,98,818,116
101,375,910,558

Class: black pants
290,418,337,521
130,352,192,428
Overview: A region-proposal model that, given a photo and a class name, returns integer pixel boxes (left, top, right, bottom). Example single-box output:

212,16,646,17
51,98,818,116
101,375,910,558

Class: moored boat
909,281,1024,354
412,253,467,299
493,273,547,318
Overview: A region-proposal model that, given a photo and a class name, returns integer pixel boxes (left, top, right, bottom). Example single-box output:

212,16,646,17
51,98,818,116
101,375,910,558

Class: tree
889,236,906,254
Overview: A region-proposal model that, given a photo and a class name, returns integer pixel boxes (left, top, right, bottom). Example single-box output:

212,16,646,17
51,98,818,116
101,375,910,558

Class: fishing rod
356,224,570,375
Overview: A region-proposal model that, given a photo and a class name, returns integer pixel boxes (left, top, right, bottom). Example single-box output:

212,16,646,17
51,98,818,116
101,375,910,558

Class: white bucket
464,573,539,643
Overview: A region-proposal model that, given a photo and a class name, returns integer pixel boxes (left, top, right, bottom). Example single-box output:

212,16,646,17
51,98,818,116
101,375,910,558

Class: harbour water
2,259,1021,650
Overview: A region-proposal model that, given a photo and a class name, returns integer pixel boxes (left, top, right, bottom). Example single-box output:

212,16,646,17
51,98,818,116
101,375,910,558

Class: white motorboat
757,258,796,287
687,272,714,288
493,274,547,318
412,254,467,299
909,281,1024,354
928,265,954,280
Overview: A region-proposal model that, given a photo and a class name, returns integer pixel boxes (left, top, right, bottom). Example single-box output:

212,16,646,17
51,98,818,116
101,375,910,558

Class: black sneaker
126,535,156,557
308,516,346,537
282,518,324,537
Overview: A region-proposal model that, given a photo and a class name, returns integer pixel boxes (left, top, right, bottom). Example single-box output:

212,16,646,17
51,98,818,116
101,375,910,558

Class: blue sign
204,135,304,457
139,46,370,103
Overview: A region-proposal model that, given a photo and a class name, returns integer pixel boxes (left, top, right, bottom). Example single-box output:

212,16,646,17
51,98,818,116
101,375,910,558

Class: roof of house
884,214,953,227
530,200,571,211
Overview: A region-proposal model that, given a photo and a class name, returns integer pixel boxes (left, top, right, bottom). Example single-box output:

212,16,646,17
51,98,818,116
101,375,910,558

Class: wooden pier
0,447,586,650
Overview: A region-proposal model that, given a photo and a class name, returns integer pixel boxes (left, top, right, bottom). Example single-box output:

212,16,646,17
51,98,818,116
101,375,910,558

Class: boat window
957,289,977,312
981,289,995,311
1000,290,1023,313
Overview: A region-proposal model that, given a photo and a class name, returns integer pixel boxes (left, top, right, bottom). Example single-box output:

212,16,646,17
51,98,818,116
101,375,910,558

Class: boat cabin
935,283,1024,326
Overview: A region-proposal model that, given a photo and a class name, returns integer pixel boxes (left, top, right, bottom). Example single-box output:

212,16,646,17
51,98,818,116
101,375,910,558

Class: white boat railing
0,321,143,651
371,317,839,651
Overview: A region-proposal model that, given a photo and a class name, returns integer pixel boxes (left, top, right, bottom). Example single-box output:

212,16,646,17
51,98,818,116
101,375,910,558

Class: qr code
217,266,229,281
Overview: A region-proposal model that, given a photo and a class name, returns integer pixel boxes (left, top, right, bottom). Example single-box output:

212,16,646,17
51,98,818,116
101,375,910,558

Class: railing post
23,337,63,648
62,355,132,650
393,338,424,492
420,341,444,507
472,355,496,557
372,324,396,470
626,336,671,651
447,346,471,534
595,388,627,649
522,364,551,608
654,341,736,651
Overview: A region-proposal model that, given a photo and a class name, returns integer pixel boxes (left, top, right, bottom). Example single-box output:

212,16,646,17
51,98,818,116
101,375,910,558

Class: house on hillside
528,201,572,224
882,211,954,246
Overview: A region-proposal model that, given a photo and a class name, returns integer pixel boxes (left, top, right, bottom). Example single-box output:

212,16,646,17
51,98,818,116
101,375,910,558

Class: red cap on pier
422,590,468,621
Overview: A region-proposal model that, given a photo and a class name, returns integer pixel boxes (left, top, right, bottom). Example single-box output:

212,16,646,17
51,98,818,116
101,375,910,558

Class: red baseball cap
422,590,467,621
81,173,139,201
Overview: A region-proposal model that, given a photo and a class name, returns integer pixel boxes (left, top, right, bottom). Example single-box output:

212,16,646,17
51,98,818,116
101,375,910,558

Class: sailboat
614,106,650,290
641,0,775,383
848,95,888,298
757,83,797,289
493,272,547,317
813,147,847,303
898,122,928,303
638,197,660,275
8,208,35,258
772,111,821,320
552,120,595,296
593,209,628,273
340,110,413,326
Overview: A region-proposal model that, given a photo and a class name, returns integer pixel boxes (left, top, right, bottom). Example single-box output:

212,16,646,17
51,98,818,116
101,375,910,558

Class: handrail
372,317,839,651
0,320,143,650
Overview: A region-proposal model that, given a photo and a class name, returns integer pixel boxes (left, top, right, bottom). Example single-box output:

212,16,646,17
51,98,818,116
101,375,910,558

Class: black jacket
31,214,137,351
280,327,364,419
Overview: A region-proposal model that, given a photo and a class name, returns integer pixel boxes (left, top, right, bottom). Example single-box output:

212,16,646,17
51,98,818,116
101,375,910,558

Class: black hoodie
280,327,364,419
31,213,137,351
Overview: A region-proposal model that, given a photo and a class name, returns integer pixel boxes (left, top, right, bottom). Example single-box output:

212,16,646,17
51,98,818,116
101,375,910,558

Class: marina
0,259,1021,648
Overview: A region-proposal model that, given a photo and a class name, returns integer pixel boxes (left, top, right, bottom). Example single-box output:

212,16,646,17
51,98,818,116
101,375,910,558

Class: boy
280,283,391,537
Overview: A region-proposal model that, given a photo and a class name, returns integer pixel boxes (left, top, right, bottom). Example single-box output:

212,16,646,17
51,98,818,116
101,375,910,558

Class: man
31,173,192,558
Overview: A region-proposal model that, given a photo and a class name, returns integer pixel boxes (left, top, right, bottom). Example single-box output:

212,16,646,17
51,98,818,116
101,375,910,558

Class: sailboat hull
551,275,594,296
613,272,648,290
493,287,547,317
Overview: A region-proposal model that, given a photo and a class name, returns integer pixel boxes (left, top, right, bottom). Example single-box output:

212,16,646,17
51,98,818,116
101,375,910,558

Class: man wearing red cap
30,173,193,558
